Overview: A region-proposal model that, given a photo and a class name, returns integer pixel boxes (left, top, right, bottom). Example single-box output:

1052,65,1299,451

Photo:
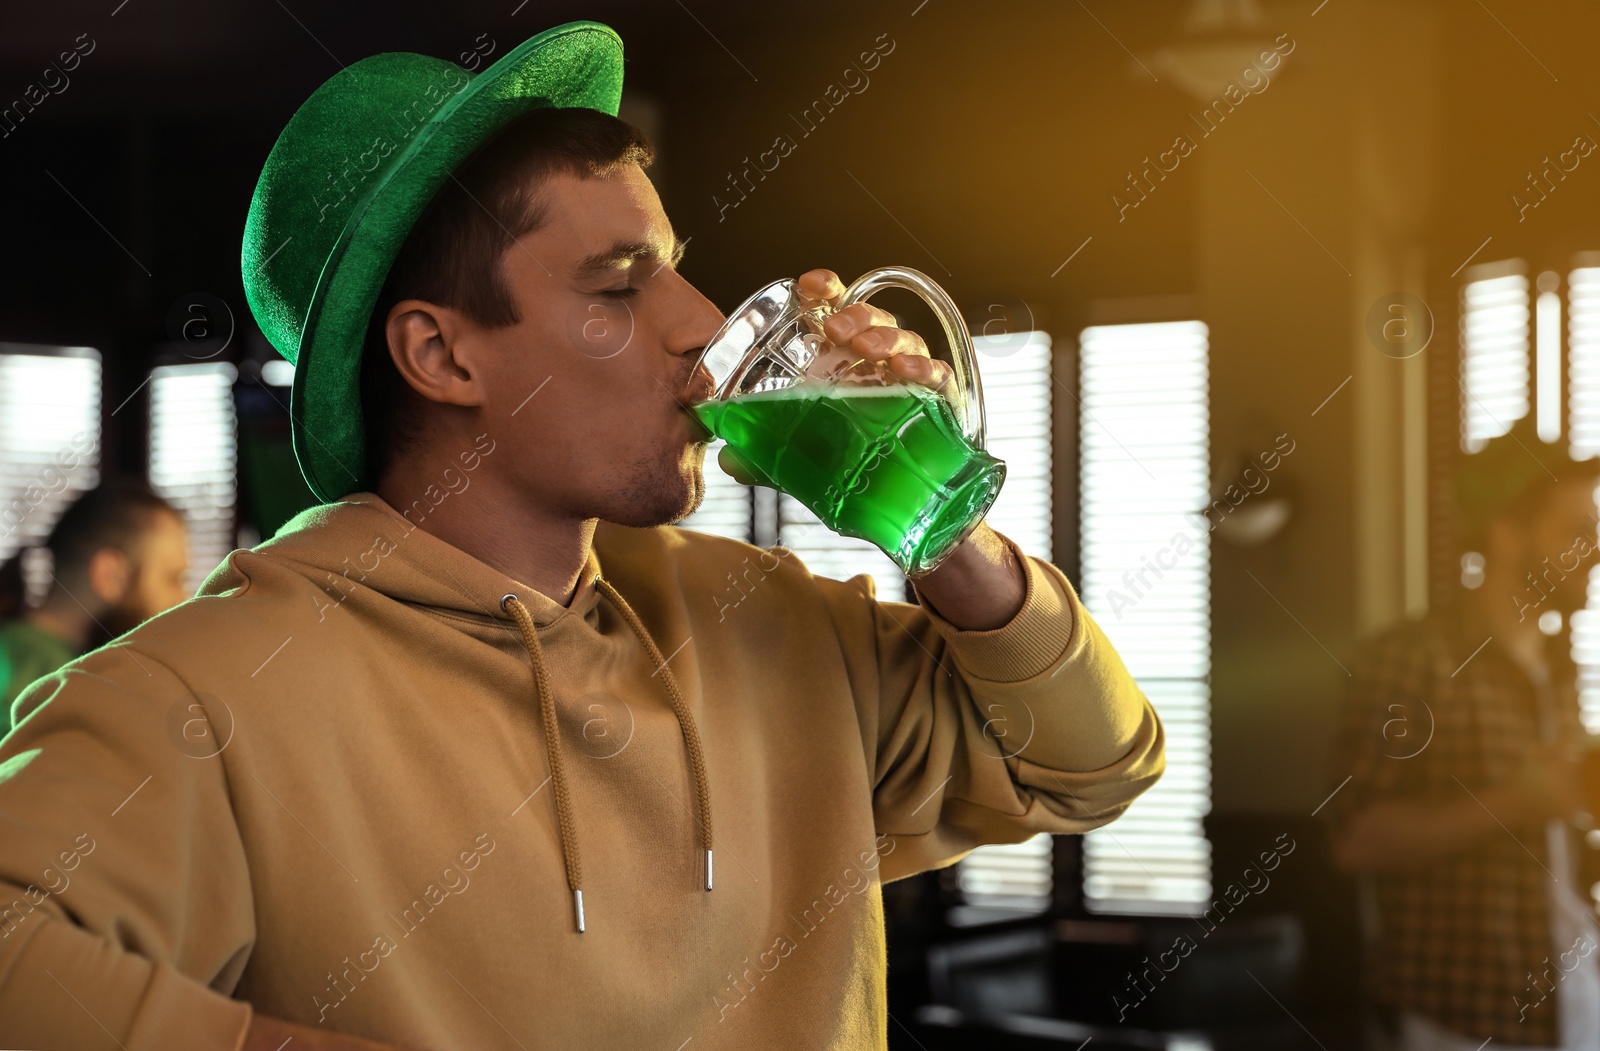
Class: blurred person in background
0,479,191,733
1323,419,1600,1050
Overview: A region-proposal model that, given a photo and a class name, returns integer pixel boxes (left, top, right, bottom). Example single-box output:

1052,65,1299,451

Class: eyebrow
574,233,688,277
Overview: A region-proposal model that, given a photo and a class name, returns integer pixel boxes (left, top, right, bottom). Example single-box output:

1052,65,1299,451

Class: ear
386,299,486,409
85,547,131,606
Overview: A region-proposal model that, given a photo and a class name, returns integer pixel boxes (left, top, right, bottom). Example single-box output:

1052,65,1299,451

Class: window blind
0,344,102,605
1078,321,1212,915
1459,262,1530,453
1568,266,1600,462
1565,266,1600,732
148,363,238,594
953,331,1056,911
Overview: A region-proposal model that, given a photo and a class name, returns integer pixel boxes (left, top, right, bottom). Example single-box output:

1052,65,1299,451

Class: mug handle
838,266,988,449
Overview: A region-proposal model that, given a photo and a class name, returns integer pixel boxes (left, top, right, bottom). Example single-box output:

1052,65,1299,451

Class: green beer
694,384,1006,573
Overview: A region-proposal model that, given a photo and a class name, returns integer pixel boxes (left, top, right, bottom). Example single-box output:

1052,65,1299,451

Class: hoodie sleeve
0,643,255,1050
811,529,1165,882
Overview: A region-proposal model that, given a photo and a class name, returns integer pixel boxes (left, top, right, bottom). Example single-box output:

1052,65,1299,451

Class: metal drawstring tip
573,889,586,933
706,849,714,891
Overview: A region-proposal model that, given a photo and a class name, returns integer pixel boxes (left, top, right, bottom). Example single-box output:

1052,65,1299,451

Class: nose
664,271,727,361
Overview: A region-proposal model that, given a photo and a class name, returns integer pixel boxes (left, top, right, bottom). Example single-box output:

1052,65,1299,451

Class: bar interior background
4,0,1600,1046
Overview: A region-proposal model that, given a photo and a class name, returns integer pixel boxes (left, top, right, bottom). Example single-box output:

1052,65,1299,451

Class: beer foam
731,382,931,401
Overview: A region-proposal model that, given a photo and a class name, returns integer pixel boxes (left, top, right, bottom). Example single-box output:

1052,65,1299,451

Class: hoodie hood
259,491,606,630
250,491,713,932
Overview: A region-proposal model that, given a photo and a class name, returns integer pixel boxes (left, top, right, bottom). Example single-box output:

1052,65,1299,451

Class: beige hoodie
0,490,1163,1050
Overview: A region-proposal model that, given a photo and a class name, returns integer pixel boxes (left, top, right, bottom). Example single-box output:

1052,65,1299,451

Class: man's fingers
821,302,897,344
797,269,844,308
832,323,947,390
888,353,955,391
796,270,950,394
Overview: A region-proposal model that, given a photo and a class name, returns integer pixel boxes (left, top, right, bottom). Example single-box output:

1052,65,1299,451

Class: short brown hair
359,106,655,481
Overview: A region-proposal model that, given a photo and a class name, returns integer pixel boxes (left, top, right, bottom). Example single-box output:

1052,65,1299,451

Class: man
0,21,1163,1050
1324,420,1600,1049
0,478,190,733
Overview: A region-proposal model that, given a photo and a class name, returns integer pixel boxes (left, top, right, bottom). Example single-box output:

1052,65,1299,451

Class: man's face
1509,477,1600,613
464,164,724,529
103,510,192,637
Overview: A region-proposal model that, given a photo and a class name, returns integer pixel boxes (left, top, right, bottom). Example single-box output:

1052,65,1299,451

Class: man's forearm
1332,793,1510,874
910,522,1027,631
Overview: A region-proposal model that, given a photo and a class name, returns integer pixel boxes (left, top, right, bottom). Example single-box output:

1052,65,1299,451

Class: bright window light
148,363,238,594
1575,562,1600,737
1537,272,1561,443
1568,267,1600,461
955,331,1055,912
1459,263,1529,453
0,344,101,604
957,831,1054,908
1566,266,1600,732
1078,320,1212,915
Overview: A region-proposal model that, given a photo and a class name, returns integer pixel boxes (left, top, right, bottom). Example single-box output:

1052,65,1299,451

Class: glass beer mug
690,266,1006,577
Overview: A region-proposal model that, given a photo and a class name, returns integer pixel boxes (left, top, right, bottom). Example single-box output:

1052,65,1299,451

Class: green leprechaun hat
241,21,624,502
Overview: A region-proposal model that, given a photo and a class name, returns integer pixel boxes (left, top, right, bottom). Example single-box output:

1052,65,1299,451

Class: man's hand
801,267,956,390
715,268,956,486
716,268,1025,630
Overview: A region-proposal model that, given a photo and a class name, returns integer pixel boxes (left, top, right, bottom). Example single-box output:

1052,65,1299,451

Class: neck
376,456,594,607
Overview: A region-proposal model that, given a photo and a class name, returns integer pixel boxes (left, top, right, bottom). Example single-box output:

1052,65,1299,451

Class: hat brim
291,22,624,502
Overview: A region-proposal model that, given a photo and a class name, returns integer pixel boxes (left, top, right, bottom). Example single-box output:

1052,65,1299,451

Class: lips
679,383,713,408
669,367,716,443
680,364,715,407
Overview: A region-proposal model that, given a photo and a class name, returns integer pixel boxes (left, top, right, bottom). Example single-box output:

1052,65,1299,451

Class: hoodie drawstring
500,578,713,935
